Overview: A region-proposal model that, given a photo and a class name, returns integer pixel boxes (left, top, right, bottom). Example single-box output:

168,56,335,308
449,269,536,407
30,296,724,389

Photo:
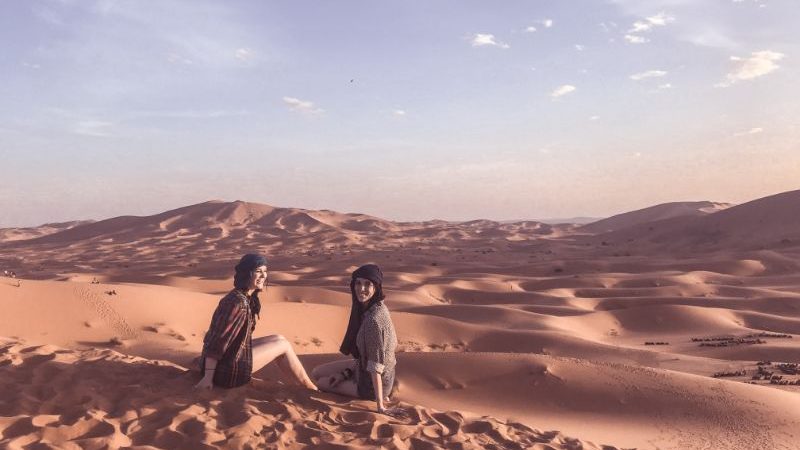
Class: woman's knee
256,334,289,348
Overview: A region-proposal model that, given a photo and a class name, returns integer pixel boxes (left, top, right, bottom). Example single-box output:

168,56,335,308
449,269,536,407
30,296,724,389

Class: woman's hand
377,406,407,419
194,375,214,390
195,357,217,390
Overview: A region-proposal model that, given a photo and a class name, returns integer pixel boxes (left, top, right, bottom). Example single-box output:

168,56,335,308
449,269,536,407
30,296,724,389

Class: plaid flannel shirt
201,289,256,388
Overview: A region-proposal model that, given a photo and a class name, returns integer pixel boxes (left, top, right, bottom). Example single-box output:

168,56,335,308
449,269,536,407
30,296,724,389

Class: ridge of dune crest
581,200,733,234
595,189,800,250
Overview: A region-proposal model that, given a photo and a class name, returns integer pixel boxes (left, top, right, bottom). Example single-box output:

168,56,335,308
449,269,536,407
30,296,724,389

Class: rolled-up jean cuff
366,360,385,374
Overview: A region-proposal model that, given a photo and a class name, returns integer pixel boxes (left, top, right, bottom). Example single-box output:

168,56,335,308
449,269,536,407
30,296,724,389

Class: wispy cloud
471,33,509,49
234,48,254,61
283,97,324,115
628,12,674,33
599,22,618,33
524,19,553,33
733,127,764,137
551,85,577,98
716,50,784,87
624,34,649,44
731,0,767,6
683,30,738,49
630,70,668,81
73,120,114,137
132,109,249,119
625,12,674,44
393,109,407,117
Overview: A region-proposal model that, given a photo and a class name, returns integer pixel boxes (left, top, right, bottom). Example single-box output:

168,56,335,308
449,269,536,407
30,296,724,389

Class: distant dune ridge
2,189,800,449
593,189,800,251
580,201,733,234
0,220,94,242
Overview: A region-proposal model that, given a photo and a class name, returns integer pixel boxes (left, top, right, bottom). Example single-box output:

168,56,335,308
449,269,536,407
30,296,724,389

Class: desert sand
2,189,800,449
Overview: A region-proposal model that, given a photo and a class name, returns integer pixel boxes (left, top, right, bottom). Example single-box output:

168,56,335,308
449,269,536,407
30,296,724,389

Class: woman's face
248,265,269,291
354,277,376,303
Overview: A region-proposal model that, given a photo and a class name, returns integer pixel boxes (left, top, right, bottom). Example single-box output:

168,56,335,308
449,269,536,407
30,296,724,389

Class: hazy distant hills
2,189,799,260
0,220,94,242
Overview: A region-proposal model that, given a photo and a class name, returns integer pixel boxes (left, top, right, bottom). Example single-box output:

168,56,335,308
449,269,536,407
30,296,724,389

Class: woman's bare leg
317,376,359,398
311,359,355,382
252,335,317,390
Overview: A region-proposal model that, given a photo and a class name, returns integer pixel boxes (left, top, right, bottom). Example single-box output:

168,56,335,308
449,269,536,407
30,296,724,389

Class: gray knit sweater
355,303,397,397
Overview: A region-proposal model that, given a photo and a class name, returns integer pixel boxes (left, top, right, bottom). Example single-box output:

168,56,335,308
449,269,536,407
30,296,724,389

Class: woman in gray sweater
313,264,402,416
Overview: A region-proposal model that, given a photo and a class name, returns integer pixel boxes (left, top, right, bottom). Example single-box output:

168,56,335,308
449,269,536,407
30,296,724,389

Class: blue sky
1,0,798,226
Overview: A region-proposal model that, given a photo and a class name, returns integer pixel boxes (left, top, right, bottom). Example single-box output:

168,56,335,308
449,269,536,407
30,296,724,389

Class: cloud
393,110,407,116
599,22,618,33
733,127,764,137
590,115,601,121
658,83,673,90
625,12,674,44
132,109,249,119
628,12,675,33
166,53,193,65
524,19,553,33
551,85,577,98
629,70,668,80
73,120,113,137
471,33,509,49
574,44,585,51
624,34,649,44
684,30,738,49
234,48,254,61
282,97,324,115
716,50,784,87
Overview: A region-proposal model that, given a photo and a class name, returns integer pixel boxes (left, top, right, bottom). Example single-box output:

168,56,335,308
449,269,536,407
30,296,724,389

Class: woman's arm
195,294,248,390
371,363,403,418
194,357,218,389
371,371,385,411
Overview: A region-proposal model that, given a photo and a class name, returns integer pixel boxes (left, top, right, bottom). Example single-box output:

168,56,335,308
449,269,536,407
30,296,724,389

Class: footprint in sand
141,324,187,341
75,287,138,340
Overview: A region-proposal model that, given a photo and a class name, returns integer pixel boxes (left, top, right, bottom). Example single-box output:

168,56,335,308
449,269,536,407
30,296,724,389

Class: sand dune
581,201,732,234
594,190,800,251
2,189,800,448
2,338,620,450
0,220,94,242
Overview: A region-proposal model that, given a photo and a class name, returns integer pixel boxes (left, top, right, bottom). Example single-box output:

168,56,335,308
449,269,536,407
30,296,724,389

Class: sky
1,0,799,227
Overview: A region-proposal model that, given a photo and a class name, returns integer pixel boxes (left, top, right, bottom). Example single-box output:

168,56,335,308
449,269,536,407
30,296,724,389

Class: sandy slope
580,201,732,234
2,189,800,449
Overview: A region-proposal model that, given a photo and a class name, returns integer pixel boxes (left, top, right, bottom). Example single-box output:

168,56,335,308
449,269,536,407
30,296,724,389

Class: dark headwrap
339,264,385,358
233,253,268,319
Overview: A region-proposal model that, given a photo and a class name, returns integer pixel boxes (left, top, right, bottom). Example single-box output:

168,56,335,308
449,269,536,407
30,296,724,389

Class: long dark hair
339,264,385,358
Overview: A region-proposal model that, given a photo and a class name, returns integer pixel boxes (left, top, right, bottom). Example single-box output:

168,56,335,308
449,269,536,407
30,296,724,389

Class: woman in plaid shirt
194,254,317,390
